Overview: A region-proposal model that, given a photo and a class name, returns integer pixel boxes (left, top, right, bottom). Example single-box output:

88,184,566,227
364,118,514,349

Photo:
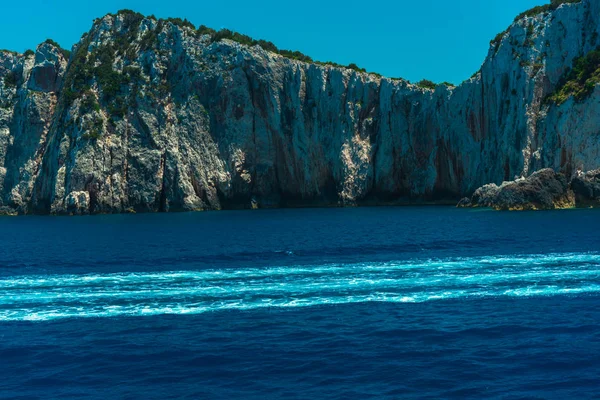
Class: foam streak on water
1,252,599,321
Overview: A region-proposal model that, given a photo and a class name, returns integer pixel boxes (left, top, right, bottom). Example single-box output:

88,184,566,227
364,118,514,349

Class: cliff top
0,0,587,91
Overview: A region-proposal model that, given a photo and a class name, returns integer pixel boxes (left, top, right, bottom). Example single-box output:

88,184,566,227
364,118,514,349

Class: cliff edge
1,0,600,214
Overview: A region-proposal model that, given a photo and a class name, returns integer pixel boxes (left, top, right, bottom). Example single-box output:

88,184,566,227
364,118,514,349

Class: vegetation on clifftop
547,46,600,104
490,0,582,48
105,10,376,75
54,6,459,117
4,8,457,91
513,0,581,22
416,79,455,90
417,79,437,90
204,27,375,74
43,39,71,59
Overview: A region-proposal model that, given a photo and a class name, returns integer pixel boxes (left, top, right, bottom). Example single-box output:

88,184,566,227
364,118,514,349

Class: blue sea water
1,207,600,399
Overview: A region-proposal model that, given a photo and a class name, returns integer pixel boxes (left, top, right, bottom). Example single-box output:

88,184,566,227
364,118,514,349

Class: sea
1,206,599,399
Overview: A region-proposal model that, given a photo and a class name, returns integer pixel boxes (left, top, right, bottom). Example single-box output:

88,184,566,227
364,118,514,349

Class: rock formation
1,0,600,214
457,168,575,210
571,169,600,206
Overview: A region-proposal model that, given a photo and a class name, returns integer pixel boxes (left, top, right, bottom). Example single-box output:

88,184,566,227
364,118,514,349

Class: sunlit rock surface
1,0,599,214
457,168,575,210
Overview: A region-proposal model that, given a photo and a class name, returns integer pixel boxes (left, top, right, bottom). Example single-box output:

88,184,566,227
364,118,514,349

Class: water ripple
1,252,599,321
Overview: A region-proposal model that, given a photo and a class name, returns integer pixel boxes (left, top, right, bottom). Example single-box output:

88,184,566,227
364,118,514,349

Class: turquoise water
2,252,600,321
1,207,599,398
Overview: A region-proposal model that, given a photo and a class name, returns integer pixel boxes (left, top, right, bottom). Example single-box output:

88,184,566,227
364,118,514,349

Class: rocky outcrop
457,168,575,210
571,169,600,206
0,1,600,214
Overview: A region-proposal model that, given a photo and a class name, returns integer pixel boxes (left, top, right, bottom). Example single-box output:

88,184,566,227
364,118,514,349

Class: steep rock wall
0,0,599,214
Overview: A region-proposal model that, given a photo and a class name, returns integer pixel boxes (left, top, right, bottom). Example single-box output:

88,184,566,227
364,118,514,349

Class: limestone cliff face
1,0,600,214
0,44,67,214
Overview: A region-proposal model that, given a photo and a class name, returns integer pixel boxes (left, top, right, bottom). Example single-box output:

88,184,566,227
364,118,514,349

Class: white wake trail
1,252,599,321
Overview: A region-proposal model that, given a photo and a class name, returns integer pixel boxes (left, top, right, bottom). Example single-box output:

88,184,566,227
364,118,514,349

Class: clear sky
1,0,548,84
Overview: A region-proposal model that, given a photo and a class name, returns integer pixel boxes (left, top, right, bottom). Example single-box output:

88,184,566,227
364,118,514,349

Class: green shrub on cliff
490,31,507,48
279,49,313,63
197,25,216,37
256,39,278,53
81,92,100,113
115,9,143,18
211,29,253,45
82,117,104,140
139,29,158,51
61,35,94,106
347,63,367,73
491,0,581,49
417,79,437,90
44,39,71,59
547,47,600,104
514,0,582,22
209,29,315,63
315,60,344,68
93,45,123,100
3,71,18,87
165,17,195,30
44,38,62,49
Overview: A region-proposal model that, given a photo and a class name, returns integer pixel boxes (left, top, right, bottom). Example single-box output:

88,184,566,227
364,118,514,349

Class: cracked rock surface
1,1,600,214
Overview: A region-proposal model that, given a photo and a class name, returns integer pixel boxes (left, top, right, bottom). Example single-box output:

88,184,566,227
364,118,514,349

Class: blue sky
1,0,548,84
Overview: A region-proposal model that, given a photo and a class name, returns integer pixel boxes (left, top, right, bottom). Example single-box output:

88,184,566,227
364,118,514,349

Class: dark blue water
1,207,600,398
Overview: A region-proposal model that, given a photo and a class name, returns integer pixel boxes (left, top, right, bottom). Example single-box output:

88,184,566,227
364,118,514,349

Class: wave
1,252,600,321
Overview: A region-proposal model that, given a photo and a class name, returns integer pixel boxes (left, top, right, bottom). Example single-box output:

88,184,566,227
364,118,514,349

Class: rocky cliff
1,0,600,214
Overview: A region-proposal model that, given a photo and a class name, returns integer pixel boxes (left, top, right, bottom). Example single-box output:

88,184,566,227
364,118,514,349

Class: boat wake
2,252,600,321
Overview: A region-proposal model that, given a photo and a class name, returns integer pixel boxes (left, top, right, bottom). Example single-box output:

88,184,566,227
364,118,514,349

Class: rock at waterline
458,169,575,211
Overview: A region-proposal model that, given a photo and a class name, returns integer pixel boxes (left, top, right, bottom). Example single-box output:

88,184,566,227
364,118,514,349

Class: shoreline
2,202,599,218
